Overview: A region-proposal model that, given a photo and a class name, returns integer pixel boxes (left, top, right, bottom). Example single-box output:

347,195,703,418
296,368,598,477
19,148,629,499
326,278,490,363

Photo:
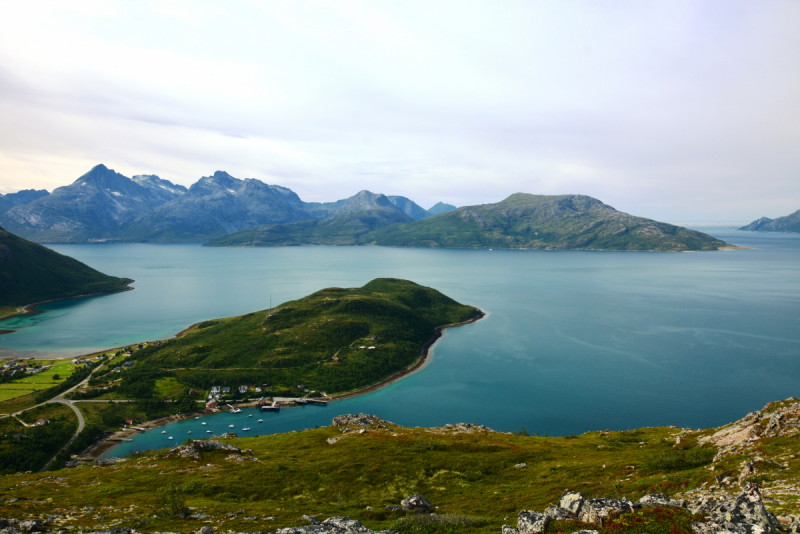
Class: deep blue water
1,226,798,454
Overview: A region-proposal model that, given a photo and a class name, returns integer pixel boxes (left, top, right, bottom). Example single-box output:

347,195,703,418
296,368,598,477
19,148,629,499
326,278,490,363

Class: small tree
158,484,189,518
52,374,61,381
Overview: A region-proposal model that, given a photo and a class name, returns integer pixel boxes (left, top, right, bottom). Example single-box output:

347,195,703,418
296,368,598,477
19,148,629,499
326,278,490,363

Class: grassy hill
94,279,479,399
368,193,730,251
1,399,797,534
0,226,132,309
206,208,411,247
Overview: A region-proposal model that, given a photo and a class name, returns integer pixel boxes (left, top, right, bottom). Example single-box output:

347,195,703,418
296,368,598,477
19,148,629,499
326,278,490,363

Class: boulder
638,493,686,508
692,483,781,534
272,515,396,533
543,505,576,521
196,527,214,534
332,414,388,429
788,515,800,534
17,520,45,532
401,494,431,512
578,498,634,525
558,491,585,515
517,511,550,534
502,526,519,534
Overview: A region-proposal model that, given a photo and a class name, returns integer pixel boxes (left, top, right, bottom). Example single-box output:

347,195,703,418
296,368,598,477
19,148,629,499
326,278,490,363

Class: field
0,360,77,404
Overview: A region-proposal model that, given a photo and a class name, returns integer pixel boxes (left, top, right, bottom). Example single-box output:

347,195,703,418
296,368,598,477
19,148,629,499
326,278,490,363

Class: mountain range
0,164,732,251
740,209,800,233
0,165,452,244
212,192,730,251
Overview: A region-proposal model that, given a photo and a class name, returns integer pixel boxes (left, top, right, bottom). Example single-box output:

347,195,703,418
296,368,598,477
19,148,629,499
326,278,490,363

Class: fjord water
2,228,799,453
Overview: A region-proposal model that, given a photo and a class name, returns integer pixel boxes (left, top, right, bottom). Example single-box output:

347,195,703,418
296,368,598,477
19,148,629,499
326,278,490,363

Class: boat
187,431,191,434
228,424,235,428
195,416,200,419
161,431,166,434
206,430,212,433
168,436,173,440
248,414,253,417
258,419,263,422
242,428,250,431
229,408,241,414
202,422,207,425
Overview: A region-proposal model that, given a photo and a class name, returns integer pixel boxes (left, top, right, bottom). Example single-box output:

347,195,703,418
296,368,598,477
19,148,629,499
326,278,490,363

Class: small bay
2,226,799,452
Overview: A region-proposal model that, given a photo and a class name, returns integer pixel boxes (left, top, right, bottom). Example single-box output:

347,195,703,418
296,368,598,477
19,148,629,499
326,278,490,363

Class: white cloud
0,0,799,220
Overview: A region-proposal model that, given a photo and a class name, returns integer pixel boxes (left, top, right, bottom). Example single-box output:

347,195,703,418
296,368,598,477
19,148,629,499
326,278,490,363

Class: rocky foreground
3,401,800,534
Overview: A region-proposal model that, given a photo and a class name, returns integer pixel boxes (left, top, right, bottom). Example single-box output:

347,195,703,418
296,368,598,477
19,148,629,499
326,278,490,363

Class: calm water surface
1,227,799,453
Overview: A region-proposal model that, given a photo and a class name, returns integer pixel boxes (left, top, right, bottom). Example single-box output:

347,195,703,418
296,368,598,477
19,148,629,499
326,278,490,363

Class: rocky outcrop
332,414,390,429
164,440,242,460
699,399,800,461
272,516,397,533
691,483,781,534
400,494,431,513
504,484,780,534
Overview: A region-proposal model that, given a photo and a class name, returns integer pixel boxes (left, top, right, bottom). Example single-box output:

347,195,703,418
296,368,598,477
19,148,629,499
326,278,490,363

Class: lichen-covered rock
332,414,388,429
638,493,686,508
501,525,519,534
196,526,214,534
558,491,585,515
17,520,44,533
543,506,576,521
401,494,431,512
578,498,634,525
165,440,241,460
272,515,397,533
517,510,550,534
691,483,781,534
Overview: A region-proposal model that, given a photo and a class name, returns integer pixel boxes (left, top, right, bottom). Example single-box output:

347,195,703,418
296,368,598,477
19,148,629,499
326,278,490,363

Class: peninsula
0,226,132,319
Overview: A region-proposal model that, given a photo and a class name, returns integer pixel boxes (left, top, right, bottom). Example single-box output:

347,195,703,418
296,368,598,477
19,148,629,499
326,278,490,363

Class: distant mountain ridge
210,192,731,251
0,165,455,244
0,189,49,215
740,209,800,233
0,165,185,243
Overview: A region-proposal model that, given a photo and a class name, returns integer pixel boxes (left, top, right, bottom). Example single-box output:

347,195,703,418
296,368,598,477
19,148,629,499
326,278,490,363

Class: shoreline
94,309,486,460
0,283,135,324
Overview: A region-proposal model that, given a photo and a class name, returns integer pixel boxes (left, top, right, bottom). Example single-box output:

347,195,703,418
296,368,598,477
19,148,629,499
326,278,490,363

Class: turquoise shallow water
1,227,799,453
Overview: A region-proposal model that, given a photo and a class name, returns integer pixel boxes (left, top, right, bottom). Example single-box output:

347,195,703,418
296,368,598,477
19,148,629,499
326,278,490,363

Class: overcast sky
1,1,799,221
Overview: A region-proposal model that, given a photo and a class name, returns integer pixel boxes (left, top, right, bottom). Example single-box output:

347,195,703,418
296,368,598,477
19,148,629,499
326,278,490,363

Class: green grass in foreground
0,421,729,533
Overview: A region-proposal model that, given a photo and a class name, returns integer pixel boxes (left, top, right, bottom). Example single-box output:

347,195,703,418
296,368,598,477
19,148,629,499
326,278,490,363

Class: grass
0,361,78,405
0,420,731,533
86,279,480,400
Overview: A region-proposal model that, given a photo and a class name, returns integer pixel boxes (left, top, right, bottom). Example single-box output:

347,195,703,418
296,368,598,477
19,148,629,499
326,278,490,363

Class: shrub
389,514,488,533
642,447,715,472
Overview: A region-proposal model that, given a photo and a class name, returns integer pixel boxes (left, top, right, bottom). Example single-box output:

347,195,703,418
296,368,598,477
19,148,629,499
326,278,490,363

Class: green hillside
1,399,797,534
206,208,411,247
106,279,479,397
368,193,730,251
0,226,132,308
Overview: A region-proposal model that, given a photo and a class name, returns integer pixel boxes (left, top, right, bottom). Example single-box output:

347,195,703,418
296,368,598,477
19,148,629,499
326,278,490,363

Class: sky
1,1,799,221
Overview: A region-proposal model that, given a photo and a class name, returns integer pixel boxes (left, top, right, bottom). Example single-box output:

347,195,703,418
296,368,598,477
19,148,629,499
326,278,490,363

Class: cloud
0,1,798,219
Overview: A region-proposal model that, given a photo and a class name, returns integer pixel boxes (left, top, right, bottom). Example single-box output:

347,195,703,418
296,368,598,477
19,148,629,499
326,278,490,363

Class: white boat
248,414,253,417
187,431,191,434
228,424,235,428
168,436,173,440
195,416,200,419
206,430,212,433
242,428,250,431
229,408,241,414
161,431,166,434
202,422,207,425
258,419,263,422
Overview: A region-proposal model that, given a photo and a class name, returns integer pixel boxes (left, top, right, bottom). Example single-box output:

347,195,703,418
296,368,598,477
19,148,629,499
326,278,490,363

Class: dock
307,399,327,406
261,404,280,412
